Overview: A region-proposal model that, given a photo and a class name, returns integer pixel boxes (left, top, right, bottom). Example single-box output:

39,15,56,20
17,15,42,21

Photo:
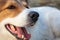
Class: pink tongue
16,27,31,40
6,25,31,40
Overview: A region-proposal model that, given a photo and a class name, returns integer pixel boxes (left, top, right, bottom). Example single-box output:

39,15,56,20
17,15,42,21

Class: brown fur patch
0,0,25,22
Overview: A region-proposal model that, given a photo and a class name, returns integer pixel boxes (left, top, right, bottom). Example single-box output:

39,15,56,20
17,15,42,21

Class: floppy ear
22,0,29,8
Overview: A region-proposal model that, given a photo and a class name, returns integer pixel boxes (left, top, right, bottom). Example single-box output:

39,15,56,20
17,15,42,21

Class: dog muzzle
5,24,31,40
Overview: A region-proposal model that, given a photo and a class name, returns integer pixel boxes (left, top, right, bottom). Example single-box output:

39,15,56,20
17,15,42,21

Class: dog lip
5,24,31,40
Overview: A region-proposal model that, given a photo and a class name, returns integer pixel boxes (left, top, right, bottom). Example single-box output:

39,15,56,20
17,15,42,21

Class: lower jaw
5,24,31,40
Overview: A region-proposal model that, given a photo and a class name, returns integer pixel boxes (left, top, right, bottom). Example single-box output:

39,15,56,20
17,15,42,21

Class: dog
0,0,60,40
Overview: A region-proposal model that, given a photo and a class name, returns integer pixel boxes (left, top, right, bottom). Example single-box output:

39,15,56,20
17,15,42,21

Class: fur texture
0,6,60,40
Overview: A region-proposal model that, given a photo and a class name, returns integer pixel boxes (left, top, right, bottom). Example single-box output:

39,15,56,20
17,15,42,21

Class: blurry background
28,0,60,9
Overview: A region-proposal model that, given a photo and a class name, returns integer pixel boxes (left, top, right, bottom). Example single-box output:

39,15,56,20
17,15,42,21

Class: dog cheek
10,9,30,27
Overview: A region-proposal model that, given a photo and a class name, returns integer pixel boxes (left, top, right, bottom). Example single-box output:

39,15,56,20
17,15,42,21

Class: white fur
0,9,30,27
0,6,60,40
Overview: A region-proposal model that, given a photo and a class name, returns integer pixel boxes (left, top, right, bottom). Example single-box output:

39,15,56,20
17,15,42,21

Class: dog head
0,0,39,40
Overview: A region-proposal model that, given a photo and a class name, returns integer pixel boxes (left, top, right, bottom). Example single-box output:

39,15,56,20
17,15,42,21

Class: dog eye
7,5,16,9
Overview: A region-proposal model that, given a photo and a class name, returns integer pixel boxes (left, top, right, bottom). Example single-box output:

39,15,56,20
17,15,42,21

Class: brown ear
22,0,29,8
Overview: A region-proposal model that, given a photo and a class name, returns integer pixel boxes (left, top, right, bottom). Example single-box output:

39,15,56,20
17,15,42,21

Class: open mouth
5,24,31,40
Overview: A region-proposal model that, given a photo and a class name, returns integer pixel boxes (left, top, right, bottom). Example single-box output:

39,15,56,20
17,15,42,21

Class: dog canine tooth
10,24,15,31
22,35,25,39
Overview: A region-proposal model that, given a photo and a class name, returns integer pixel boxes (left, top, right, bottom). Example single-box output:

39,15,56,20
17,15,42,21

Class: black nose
28,11,39,22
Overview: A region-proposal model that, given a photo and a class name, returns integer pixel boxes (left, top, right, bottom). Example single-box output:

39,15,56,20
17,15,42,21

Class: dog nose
28,11,39,22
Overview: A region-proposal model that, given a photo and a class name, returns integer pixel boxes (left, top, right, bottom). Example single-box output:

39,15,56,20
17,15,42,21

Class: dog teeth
22,35,27,40
10,25,15,31
22,35,24,38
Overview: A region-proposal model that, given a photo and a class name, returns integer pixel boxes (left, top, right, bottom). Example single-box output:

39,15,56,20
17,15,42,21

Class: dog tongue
6,24,31,40
16,27,31,40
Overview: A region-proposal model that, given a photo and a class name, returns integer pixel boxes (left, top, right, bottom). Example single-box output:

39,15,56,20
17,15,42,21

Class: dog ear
22,0,29,8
